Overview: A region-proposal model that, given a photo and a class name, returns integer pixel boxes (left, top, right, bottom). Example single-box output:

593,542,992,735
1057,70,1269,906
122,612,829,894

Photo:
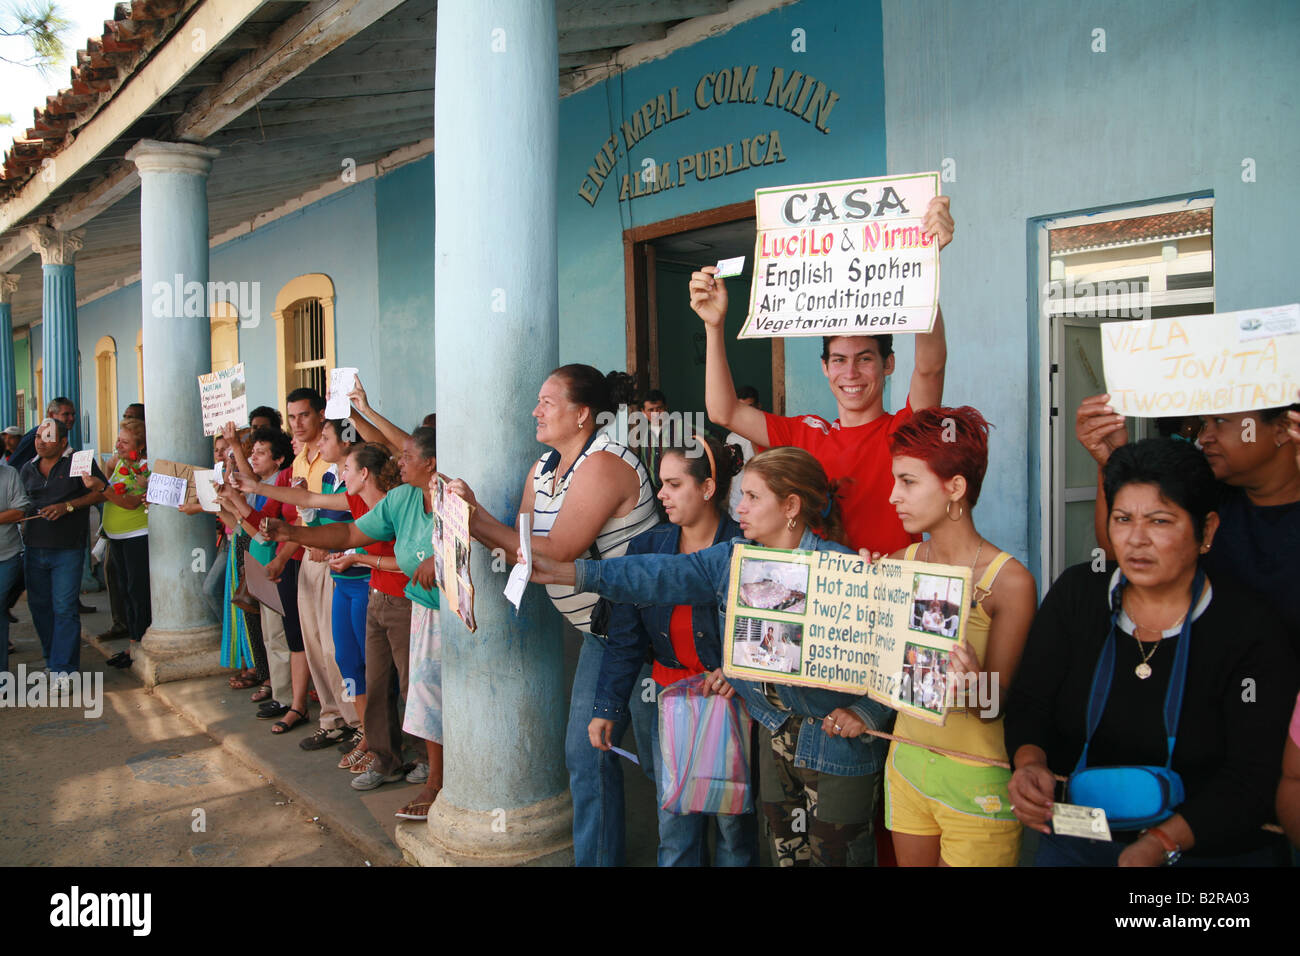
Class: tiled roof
1050,208,1213,254
0,0,186,198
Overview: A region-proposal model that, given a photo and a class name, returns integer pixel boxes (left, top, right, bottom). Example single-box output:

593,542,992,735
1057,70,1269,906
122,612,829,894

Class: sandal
228,676,261,690
350,752,377,774
271,708,308,734
338,744,370,770
250,685,273,703
395,794,438,821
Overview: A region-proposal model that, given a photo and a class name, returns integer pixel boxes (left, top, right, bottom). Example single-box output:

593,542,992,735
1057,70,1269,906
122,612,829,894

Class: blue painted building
1,0,1296,863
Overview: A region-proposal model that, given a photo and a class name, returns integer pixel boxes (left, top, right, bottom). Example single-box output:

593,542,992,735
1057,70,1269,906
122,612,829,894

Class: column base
132,623,223,687
396,790,574,867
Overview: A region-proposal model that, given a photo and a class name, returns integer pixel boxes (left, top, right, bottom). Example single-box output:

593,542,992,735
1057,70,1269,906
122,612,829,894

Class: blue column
0,275,17,428
27,227,84,446
125,140,223,685
400,0,569,866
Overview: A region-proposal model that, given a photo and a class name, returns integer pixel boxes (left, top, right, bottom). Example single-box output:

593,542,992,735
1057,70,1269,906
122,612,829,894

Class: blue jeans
566,632,656,866
331,575,369,694
202,539,228,621
0,553,23,672
649,685,759,867
26,546,85,673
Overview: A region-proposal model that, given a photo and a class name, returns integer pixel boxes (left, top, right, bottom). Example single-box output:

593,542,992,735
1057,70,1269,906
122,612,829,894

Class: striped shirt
532,430,658,632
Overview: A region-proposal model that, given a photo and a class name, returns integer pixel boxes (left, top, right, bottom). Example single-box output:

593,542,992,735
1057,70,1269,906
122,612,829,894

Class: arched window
135,329,144,403
273,274,335,410
34,357,43,414
94,336,118,452
210,301,240,372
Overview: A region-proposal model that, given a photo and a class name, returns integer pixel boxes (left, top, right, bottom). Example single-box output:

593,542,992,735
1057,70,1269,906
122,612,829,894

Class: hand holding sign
922,195,954,250
325,367,359,419
69,449,95,478
1074,394,1128,468
688,266,727,330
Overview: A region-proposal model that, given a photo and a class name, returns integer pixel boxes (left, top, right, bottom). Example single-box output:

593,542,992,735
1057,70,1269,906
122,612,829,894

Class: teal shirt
354,483,440,609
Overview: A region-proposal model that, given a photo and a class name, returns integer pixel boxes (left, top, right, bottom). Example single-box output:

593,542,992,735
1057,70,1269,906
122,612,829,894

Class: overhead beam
558,24,668,55
557,0,728,31
0,0,265,237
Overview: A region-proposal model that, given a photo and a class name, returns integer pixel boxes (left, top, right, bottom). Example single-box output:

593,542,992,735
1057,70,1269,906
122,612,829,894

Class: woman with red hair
884,406,1038,866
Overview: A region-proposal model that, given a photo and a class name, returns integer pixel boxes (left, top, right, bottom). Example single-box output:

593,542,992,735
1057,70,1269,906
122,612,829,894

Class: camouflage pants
759,723,879,867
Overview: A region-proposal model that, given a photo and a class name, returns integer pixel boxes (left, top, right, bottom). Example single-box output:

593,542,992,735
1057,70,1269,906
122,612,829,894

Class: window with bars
287,298,327,396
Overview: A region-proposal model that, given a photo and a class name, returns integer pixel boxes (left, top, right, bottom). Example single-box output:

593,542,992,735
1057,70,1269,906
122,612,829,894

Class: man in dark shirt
8,397,76,472
19,419,106,674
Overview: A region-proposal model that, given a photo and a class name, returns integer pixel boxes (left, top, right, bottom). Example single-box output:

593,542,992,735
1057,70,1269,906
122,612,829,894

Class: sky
1,0,123,156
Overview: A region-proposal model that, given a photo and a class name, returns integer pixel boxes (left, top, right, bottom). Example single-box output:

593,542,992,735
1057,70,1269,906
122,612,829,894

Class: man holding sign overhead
18,419,107,675
689,192,954,556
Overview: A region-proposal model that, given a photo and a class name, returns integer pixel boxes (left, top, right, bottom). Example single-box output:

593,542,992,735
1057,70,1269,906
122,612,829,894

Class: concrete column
0,274,17,427
26,226,84,445
398,0,570,866
125,139,223,686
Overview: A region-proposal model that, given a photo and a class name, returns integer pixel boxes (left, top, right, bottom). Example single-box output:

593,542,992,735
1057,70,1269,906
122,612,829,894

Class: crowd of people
4,193,1299,866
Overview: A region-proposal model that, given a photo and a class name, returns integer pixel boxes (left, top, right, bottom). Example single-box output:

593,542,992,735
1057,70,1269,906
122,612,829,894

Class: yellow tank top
894,543,1013,765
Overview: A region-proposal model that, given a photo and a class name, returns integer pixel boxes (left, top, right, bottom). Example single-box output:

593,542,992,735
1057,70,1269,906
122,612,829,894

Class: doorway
1036,196,1215,583
623,201,785,425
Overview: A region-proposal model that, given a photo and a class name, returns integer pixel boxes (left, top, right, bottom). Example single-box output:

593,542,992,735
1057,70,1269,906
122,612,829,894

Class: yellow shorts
884,743,1022,867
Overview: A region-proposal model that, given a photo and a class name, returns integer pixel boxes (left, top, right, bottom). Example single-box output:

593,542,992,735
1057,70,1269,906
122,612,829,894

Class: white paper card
69,450,94,478
212,460,225,485
609,746,640,766
715,256,745,278
146,473,187,508
1051,802,1113,841
504,513,532,611
193,469,221,513
325,367,359,419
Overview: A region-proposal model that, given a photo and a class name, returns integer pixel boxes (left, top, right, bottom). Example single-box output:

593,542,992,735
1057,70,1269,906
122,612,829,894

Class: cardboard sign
148,459,202,508
739,172,941,339
146,473,187,508
432,475,476,631
324,367,359,419
198,362,248,437
1101,305,1300,417
721,545,972,726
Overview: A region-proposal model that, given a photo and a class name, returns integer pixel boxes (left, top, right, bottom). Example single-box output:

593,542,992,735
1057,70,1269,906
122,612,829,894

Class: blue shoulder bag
1067,570,1204,831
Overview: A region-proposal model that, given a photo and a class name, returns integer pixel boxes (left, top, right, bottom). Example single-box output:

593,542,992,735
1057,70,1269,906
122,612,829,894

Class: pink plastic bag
658,673,754,815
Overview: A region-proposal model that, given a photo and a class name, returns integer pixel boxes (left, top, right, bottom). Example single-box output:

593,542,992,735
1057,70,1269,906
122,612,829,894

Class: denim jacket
576,528,894,776
592,516,743,721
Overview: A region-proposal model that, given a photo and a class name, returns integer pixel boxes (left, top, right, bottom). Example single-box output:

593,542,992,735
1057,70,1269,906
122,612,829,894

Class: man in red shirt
689,197,954,555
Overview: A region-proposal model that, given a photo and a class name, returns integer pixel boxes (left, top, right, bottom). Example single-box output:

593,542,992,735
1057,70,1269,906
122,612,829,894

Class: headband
698,434,717,483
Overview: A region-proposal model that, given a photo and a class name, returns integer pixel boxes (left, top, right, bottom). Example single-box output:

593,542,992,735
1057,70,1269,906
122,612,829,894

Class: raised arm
1075,393,1128,560
908,196,954,412
227,470,346,510
689,267,770,447
262,516,376,552
222,422,256,480
349,377,410,453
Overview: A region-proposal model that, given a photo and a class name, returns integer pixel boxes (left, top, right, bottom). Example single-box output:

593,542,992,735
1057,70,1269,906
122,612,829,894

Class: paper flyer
69,449,95,478
720,544,972,726
324,367,359,419
739,172,941,339
1100,304,1300,417
197,362,248,437
432,475,476,631
504,512,531,611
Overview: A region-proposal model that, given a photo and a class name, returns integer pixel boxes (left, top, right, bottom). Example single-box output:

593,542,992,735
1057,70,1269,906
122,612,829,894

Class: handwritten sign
193,469,221,513
738,172,941,339
146,473,187,508
721,545,972,725
324,367,358,419
432,475,476,632
1101,305,1300,417
197,362,248,437
69,450,94,478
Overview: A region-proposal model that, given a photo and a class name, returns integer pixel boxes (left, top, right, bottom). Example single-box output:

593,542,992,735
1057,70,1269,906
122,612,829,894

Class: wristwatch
1142,825,1182,865
65,502,74,514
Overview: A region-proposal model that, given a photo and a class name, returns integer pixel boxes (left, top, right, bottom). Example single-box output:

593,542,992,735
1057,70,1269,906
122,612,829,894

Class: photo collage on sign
730,556,809,676
432,475,476,632
901,571,966,715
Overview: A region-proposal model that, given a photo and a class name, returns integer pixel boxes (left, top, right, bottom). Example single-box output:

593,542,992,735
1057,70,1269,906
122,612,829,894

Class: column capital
0,273,18,303
126,139,220,177
26,226,84,266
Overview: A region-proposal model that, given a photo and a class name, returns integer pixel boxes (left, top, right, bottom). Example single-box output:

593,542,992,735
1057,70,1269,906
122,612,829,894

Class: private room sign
576,65,841,207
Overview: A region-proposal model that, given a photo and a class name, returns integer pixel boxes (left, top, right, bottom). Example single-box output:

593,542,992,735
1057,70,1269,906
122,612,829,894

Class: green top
354,483,440,609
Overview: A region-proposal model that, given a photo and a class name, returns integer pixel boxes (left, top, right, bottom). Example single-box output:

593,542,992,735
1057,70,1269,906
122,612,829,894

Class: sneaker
299,726,350,751
335,727,363,752
351,765,404,791
405,761,429,784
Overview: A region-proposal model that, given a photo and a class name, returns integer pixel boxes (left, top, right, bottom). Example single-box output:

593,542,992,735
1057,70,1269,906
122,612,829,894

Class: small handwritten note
69,450,94,478
324,367,359,419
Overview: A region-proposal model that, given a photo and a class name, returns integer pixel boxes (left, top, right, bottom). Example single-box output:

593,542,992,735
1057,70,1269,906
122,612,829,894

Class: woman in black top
1005,439,1297,866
